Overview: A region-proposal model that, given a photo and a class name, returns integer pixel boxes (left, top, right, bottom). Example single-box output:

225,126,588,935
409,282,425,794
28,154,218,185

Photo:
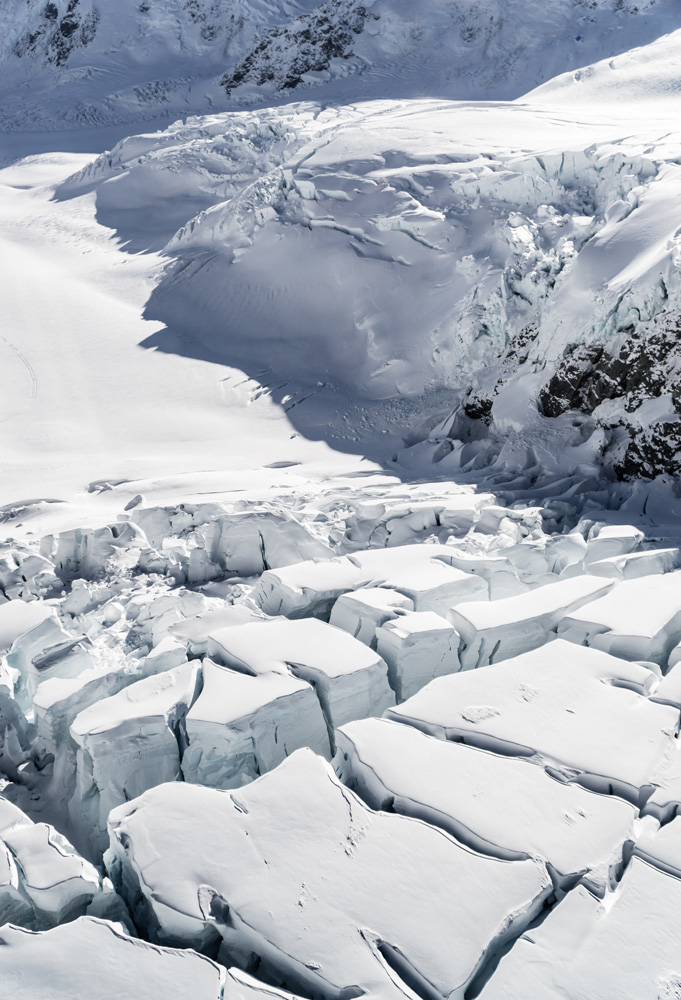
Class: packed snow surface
3,3,681,999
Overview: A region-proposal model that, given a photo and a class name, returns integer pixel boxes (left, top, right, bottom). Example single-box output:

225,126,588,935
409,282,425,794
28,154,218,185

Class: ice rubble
387,639,676,804
0,915,225,1000
335,718,636,894
107,749,552,999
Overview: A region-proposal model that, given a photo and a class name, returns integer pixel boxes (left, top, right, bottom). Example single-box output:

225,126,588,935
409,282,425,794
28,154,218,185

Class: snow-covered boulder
375,611,461,701
449,576,613,668
387,639,674,804
107,749,552,998
558,570,681,665
336,718,636,894
0,916,224,1000
181,658,330,789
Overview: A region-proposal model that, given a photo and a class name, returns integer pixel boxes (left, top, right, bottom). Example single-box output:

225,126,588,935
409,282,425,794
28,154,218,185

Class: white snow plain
3,4,681,999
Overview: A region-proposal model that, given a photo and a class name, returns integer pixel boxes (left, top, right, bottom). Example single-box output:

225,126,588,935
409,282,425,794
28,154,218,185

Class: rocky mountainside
1,0,678,129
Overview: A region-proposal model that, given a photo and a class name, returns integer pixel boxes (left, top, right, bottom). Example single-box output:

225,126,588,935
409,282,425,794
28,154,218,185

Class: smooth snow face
387,639,675,804
335,717,636,893
0,916,225,999
106,749,552,1000
480,858,681,1000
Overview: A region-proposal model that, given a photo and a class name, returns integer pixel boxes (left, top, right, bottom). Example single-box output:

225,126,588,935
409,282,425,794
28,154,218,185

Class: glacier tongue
6,6,681,995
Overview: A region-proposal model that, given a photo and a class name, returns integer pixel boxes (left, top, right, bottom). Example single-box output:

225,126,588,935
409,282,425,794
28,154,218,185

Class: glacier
2,1,681,998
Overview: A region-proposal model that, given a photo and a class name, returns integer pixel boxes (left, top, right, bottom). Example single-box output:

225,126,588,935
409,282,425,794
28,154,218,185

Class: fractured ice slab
253,556,361,618
586,547,681,580
2,822,102,926
329,587,413,646
387,639,675,803
254,544,487,619
0,663,33,777
480,858,681,1000
558,570,681,664
33,627,190,763
0,600,53,652
583,524,644,564
181,658,330,788
349,545,489,615
6,615,82,705
107,749,552,1000
70,661,202,856
644,736,681,823
632,815,681,878
0,796,118,929
204,617,394,737
225,968,306,1000
375,611,461,702
0,916,224,1000
336,718,636,894
449,576,613,668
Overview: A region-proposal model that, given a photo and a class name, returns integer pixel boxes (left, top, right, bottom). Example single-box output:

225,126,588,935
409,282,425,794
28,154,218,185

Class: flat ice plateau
3,1,681,998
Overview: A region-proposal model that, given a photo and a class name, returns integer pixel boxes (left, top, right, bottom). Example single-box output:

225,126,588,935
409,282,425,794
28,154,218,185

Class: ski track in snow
3,3,681,999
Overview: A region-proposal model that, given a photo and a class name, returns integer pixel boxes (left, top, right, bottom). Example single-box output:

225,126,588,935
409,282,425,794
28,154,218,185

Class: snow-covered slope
1,0,679,130
51,31,681,488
